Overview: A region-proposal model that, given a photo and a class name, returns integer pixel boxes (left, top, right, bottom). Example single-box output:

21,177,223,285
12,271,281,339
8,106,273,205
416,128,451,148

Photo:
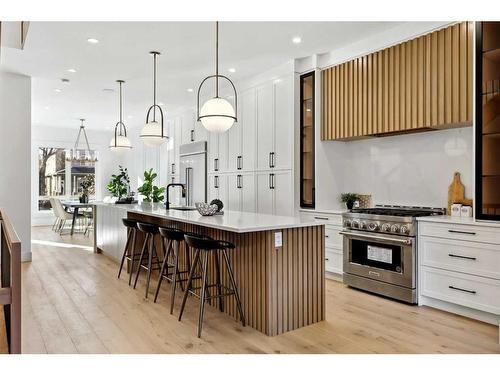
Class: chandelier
65,119,98,165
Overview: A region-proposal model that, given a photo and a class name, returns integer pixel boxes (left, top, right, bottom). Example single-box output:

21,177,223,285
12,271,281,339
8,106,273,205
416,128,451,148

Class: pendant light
109,80,132,151
65,119,98,165
197,21,238,133
141,51,167,146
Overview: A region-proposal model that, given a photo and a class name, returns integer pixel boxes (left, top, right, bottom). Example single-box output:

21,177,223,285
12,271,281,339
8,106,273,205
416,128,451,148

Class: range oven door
341,230,416,288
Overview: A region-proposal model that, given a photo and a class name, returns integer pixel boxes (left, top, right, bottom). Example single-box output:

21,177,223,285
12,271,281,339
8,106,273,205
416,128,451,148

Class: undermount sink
169,206,197,211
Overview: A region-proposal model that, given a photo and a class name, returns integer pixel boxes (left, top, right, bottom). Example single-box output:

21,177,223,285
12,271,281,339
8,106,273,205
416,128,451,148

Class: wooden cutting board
448,171,473,213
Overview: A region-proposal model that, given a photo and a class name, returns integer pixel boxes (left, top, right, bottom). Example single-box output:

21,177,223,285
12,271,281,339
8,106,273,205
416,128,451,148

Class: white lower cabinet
227,173,256,213
256,170,292,216
300,210,344,277
418,219,500,337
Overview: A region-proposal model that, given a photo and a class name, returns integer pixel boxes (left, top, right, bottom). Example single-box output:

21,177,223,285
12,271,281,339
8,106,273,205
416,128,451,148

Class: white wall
0,71,32,261
31,124,127,225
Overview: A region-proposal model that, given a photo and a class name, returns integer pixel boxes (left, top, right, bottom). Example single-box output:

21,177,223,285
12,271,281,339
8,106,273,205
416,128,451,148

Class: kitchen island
94,202,325,336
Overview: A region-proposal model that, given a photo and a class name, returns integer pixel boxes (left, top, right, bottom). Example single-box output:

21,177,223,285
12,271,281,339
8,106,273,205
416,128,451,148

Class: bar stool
178,234,245,338
133,222,162,298
117,218,140,285
154,228,199,314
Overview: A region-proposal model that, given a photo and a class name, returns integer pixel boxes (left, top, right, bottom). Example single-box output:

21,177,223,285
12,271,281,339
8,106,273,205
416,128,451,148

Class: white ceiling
0,21,403,130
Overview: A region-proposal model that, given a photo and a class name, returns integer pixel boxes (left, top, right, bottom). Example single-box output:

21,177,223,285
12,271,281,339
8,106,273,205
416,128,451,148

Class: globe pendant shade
109,135,132,150
200,97,235,133
140,120,167,146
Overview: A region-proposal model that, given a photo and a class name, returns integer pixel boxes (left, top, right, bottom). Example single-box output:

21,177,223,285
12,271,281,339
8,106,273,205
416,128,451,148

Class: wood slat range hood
321,22,473,141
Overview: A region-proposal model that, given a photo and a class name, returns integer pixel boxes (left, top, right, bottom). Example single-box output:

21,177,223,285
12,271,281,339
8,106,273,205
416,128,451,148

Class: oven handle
339,230,413,246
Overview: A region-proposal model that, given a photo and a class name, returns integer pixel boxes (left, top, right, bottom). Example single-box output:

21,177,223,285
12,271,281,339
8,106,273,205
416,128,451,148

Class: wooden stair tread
0,310,8,354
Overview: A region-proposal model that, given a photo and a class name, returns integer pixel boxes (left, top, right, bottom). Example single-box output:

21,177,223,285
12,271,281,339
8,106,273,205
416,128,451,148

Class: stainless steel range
341,205,445,304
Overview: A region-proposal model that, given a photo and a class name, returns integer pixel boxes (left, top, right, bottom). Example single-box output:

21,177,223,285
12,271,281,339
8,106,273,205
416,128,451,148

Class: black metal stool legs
117,227,132,279
178,249,201,322
197,251,210,338
154,238,172,303
170,240,180,314
214,253,224,312
222,249,245,326
133,233,149,290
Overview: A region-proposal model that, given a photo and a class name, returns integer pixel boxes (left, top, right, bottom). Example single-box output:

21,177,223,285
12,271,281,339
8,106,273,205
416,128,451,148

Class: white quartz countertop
94,202,323,233
299,208,347,215
417,215,500,228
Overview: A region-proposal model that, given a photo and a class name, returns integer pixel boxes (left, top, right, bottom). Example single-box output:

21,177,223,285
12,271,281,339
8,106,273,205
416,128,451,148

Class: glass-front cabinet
300,72,315,208
476,22,500,220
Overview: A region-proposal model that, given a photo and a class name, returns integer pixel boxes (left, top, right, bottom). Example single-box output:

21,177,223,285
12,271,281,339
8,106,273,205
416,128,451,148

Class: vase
80,193,89,203
346,201,354,210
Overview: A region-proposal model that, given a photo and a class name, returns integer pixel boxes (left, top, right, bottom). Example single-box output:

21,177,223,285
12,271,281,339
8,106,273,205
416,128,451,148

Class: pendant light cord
215,21,219,98
119,81,123,128
153,52,157,122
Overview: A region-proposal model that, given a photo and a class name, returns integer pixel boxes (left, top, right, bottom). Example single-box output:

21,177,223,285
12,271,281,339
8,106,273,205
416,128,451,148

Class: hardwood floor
21,226,500,354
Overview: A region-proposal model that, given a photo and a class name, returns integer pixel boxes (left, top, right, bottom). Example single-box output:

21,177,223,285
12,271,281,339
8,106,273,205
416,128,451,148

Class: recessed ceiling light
127,115,133,119
87,38,99,44
44,106,50,110
187,88,194,93
306,108,311,112
228,68,236,73
54,88,62,93
158,102,165,106
67,68,77,73
292,36,302,44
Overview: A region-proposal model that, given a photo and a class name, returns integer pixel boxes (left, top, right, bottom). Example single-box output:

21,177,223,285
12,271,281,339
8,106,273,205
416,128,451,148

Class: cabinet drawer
420,266,500,315
325,227,342,248
420,236,500,280
300,211,342,226
419,222,500,245
325,248,343,275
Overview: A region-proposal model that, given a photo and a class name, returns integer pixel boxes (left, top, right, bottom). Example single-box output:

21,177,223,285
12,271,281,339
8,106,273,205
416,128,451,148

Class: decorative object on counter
109,80,132,151
65,119,98,165
79,175,95,203
357,194,372,209
140,51,168,146
450,203,462,217
447,171,473,214
137,168,165,203
210,198,224,212
106,165,130,201
197,21,238,133
460,205,473,217
195,202,219,216
340,193,360,210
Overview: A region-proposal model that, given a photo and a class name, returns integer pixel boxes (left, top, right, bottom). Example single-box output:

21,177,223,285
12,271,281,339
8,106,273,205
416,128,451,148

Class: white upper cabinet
256,83,274,170
240,89,256,172
256,170,292,216
273,76,293,170
194,119,208,142
180,112,194,145
240,173,256,213
227,119,241,171
207,132,219,173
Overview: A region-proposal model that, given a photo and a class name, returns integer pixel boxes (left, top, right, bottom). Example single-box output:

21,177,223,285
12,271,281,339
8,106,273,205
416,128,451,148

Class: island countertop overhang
93,202,322,233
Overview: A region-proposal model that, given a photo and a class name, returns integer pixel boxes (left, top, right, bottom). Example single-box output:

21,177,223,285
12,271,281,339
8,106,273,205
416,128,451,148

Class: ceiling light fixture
187,88,194,93
228,68,236,73
54,88,62,93
110,80,132,151
292,36,302,44
87,38,99,44
158,102,165,106
197,21,237,133
65,119,98,165
140,51,167,146
67,68,77,73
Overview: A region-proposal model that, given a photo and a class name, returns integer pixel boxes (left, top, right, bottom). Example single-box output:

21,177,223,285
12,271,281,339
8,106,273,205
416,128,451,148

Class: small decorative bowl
195,202,218,216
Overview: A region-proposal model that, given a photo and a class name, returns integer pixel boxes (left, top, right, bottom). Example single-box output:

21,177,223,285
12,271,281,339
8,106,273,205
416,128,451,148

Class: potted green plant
79,175,95,203
106,165,130,201
137,168,165,205
340,193,359,210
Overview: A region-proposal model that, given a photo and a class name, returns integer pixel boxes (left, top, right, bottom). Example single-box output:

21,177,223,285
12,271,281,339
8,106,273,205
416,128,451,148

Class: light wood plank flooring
21,226,500,354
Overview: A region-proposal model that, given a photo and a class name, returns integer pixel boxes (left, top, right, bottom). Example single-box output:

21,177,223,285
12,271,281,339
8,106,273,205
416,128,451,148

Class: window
37,147,96,211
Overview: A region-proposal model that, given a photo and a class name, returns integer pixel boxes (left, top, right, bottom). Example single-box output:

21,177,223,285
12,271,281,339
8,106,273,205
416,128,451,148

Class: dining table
62,201,94,235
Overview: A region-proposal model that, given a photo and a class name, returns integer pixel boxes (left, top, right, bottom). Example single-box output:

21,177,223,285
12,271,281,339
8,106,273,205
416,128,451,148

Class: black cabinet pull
449,285,476,294
325,258,329,261
314,216,329,221
448,253,477,261
237,155,242,170
214,158,219,171
269,173,272,189
190,129,195,142
270,152,275,168
171,163,175,174
448,229,476,235
214,176,219,189
270,173,275,189
236,174,242,189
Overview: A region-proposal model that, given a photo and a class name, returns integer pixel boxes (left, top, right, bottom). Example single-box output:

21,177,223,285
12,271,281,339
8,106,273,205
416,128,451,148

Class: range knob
368,222,379,231
400,225,409,235
390,224,400,233
352,220,360,229
381,223,391,232
360,221,367,229
344,219,351,228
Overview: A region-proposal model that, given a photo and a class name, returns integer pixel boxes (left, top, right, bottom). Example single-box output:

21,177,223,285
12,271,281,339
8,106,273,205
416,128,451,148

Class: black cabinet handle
171,163,175,174
269,173,275,189
190,129,195,142
237,155,242,170
237,174,242,189
314,216,329,221
448,229,476,235
270,152,275,168
325,258,329,261
214,175,219,189
448,253,477,261
449,285,476,294
214,158,219,171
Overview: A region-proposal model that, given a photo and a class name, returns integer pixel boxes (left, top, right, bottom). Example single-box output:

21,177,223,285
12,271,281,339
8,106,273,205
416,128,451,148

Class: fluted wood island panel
126,211,325,336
